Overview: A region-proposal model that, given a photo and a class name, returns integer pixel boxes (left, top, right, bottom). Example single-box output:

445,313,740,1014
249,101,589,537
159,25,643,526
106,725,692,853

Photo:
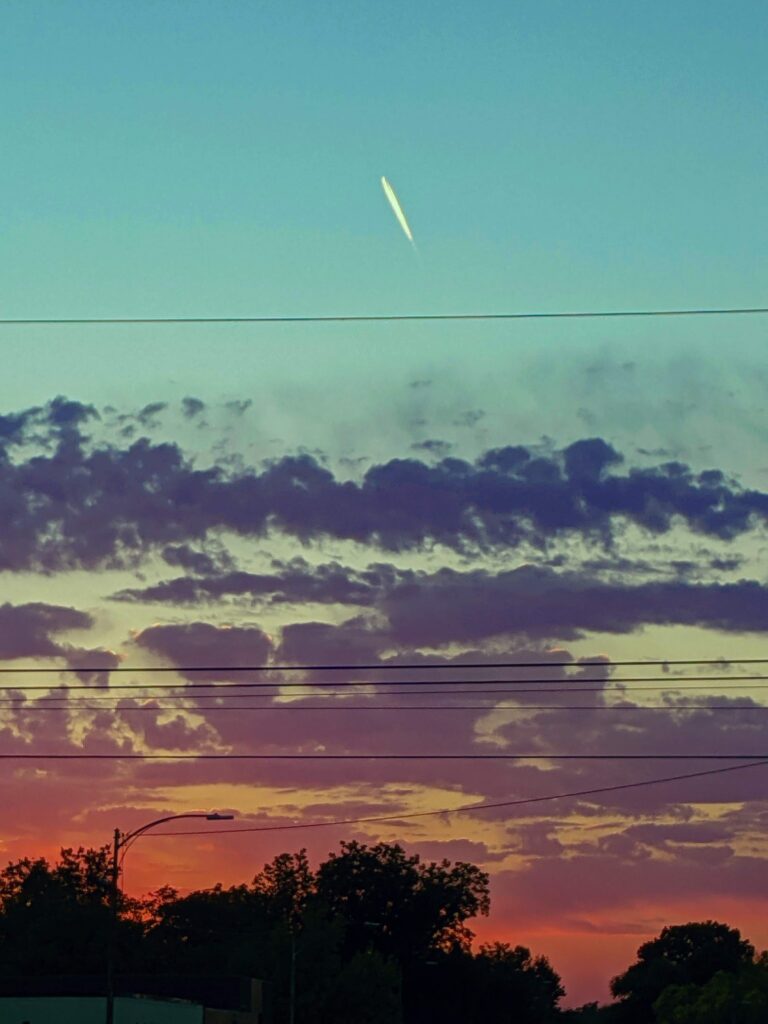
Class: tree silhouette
145,881,270,976
324,951,402,1024
0,847,142,976
315,840,490,966
471,942,564,1023
653,955,768,1024
0,841,565,1024
253,850,314,926
610,921,755,1023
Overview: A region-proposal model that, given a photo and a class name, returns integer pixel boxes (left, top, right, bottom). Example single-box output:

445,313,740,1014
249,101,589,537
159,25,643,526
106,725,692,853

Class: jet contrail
381,176,415,247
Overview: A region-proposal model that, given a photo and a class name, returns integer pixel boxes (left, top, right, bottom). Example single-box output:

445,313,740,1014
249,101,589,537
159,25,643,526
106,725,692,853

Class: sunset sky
2,0,768,1008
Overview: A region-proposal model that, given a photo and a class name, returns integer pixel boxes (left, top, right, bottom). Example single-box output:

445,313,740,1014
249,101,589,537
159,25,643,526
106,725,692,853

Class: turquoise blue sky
0,4,765,315
3,0,766,312
2,1,766,411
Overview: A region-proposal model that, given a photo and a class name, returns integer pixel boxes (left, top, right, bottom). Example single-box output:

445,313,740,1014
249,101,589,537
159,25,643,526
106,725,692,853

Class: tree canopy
610,921,755,1022
653,956,768,1024
4,845,762,1024
0,840,561,1024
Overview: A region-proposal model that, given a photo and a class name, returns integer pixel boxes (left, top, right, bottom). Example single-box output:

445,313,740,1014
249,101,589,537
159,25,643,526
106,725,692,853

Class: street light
105,812,234,1024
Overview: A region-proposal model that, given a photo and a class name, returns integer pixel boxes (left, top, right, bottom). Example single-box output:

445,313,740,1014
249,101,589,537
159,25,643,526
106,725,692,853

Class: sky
1,0,768,1008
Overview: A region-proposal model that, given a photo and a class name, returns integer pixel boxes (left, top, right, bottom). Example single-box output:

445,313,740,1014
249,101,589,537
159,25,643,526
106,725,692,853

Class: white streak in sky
381,176,415,247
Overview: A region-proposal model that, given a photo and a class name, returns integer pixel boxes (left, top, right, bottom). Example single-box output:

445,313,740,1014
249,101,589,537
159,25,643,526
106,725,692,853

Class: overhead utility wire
5,683,768,698
3,673,767,694
1,753,766,761
2,307,767,327
1,658,765,674
4,703,766,713
148,760,768,837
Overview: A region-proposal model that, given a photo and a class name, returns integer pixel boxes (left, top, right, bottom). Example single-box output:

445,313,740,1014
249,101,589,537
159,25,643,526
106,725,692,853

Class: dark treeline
0,842,765,1023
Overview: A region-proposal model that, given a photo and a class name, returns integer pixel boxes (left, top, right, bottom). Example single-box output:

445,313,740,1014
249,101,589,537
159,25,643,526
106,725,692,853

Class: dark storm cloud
2,397,768,571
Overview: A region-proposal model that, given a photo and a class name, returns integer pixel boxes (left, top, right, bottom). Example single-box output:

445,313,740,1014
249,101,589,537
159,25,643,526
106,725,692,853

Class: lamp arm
120,813,212,847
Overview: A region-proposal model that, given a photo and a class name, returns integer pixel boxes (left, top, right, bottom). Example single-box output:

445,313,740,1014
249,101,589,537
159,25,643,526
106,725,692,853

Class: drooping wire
145,760,768,837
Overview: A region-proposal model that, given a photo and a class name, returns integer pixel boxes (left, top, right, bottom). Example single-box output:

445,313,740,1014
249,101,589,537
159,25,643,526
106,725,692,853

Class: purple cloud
114,559,396,607
0,603,117,679
1,398,767,571
134,621,274,680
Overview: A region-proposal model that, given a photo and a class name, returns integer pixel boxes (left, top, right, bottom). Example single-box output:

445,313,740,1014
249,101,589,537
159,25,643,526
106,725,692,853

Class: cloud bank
0,399,766,572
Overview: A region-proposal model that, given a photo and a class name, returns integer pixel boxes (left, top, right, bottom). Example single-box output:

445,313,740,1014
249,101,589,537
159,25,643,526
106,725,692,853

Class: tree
315,841,490,966
144,881,271,976
470,942,564,1024
0,839,568,1024
0,847,142,976
325,951,403,1024
144,852,345,1024
653,955,768,1024
402,946,476,1024
559,1002,618,1022
251,849,344,1024
252,849,314,926
610,921,754,1023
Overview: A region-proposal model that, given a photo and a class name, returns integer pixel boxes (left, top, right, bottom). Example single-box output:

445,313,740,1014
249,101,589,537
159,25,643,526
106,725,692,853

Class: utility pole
103,812,233,1024
105,827,120,1024
289,926,297,1024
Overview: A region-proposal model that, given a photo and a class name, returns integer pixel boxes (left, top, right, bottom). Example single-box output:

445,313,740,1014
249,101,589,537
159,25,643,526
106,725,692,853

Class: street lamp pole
104,812,234,1024
289,926,297,1024
105,827,121,1024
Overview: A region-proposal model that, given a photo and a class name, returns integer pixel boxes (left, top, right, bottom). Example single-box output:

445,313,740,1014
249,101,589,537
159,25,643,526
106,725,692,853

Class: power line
5,685,768,701
3,673,766,693
1,753,765,761
3,703,767,713
145,760,768,837
0,658,765,675
1,307,767,327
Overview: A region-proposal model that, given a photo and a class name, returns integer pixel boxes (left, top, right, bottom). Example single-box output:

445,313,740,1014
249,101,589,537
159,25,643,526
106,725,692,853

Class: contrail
381,175,416,248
